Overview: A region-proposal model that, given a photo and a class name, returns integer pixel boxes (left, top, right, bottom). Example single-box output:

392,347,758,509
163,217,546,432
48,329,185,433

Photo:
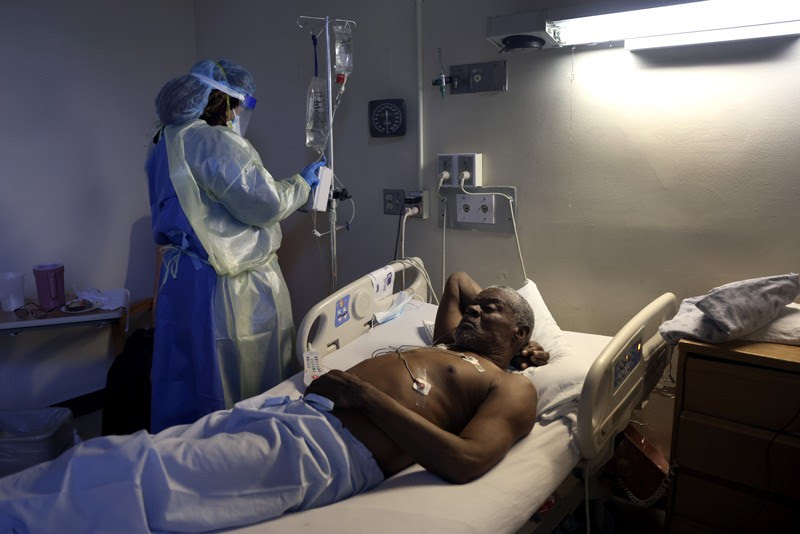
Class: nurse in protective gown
146,59,324,432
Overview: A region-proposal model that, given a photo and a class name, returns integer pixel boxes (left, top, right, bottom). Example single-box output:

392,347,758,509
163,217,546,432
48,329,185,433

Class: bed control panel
613,337,642,389
335,295,351,327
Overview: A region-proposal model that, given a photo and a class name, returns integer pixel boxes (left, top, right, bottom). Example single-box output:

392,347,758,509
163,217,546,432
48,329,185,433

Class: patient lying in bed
0,272,549,533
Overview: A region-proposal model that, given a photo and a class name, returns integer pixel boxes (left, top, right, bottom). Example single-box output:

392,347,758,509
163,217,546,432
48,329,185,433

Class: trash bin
0,407,78,477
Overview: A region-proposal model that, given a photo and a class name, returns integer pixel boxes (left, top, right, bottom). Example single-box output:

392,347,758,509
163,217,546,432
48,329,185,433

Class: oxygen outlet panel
439,186,516,234
449,61,507,94
456,194,495,224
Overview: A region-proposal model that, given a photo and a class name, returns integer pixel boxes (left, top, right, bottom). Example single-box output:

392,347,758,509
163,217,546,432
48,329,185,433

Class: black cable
393,214,403,260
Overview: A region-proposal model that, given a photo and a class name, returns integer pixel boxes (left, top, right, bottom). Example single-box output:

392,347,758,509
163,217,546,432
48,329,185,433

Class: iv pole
298,15,356,293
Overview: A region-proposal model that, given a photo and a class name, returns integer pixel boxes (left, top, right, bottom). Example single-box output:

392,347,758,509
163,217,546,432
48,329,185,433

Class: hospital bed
231,258,678,534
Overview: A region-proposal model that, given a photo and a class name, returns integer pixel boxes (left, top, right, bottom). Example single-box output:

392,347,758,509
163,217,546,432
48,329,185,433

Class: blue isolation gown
146,121,310,432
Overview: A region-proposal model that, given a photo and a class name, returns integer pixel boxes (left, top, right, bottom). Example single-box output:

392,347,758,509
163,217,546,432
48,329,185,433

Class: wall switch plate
383,189,405,215
456,193,495,224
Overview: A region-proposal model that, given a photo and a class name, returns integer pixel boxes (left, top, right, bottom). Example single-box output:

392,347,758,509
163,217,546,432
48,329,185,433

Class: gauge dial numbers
368,99,406,137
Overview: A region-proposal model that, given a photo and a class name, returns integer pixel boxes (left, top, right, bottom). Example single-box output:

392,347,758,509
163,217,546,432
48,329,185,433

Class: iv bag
305,76,328,151
334,23,353,79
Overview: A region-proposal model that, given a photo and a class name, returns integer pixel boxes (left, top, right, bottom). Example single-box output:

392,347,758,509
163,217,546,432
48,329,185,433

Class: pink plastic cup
33,263,65,310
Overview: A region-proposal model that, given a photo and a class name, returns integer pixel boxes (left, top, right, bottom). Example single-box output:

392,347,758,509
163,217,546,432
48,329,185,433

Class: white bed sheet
230,302,611,534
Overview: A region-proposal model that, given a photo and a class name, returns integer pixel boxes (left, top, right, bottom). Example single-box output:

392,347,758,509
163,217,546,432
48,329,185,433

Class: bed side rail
577,292,678,468
296,258,430,360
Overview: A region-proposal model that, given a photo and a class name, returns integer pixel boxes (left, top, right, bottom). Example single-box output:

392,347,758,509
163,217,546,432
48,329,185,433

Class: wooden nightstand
666,339,800,532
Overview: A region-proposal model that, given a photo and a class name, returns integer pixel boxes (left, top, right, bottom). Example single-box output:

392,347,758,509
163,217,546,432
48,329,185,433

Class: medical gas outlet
438,153,482,187
456,194,495,224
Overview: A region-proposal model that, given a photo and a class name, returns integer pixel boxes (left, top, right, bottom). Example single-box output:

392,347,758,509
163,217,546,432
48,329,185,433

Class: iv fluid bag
334,23,353,77
305,76,328,150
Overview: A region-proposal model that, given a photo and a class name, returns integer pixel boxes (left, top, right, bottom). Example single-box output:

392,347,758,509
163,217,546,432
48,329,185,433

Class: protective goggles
191,73,257,135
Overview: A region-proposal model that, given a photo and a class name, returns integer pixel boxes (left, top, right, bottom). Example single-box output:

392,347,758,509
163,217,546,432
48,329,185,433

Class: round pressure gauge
368,99,406,137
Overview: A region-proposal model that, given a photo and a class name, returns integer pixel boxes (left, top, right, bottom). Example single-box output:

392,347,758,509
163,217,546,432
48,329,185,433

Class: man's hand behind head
509,340,550,370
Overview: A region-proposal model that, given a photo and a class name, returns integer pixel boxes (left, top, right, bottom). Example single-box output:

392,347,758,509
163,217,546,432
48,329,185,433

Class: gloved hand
300,159,326,188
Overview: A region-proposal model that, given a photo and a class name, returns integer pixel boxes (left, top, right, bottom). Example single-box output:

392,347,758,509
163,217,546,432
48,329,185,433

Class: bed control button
335,295,351,327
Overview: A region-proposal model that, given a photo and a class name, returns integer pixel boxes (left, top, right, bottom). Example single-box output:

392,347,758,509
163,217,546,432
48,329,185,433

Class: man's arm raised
433,272,551,369
432,272,482,345
306,369,537,484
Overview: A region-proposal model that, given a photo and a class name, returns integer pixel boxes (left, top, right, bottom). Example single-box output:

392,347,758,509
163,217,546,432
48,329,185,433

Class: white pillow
516,279,568,363
516,280,591,419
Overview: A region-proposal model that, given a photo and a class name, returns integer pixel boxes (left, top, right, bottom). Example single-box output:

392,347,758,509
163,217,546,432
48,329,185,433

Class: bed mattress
231,302,611,534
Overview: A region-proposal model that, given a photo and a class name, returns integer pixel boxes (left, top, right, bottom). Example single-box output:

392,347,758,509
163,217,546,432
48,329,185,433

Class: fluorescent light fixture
545,0,800,48
625,20,800,50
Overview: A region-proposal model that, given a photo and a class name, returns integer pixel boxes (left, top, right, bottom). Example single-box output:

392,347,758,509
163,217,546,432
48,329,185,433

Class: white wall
0,0,195,407
195,0,800,336
414,0,800,334
2,0,798,408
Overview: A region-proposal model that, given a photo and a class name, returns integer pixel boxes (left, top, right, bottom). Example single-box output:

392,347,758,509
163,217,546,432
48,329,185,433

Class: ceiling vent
486,11,559,52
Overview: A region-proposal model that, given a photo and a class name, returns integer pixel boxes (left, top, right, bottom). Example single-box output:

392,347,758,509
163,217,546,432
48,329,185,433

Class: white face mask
229,113,242,135
373,290,414,324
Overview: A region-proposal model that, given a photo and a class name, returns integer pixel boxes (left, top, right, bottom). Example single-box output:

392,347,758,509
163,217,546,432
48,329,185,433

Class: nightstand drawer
672,472,799,532
676,411,800,499
683,355,800,431
772,434,800,501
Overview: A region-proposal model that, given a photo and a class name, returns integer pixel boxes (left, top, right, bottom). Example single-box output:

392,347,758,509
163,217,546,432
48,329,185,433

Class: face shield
191,73,258,136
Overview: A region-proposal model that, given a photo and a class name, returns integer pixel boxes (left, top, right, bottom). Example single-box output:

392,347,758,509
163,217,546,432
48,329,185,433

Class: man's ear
514,324,531,345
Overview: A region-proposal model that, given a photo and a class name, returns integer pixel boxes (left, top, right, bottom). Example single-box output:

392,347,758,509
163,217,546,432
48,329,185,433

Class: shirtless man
0,272,549,532
306,271,548,483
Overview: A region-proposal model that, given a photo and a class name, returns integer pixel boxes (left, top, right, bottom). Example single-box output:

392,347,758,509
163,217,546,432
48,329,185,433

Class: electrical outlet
406,190,429,219
456,153,483,187
383,189,405,215
456,193,495,224
437,154,457,187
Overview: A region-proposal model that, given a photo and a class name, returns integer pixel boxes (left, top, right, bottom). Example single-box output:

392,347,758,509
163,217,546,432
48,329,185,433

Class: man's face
453,288,520,362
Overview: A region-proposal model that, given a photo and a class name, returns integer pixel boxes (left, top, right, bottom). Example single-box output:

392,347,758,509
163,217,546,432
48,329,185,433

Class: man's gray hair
487,285,535,342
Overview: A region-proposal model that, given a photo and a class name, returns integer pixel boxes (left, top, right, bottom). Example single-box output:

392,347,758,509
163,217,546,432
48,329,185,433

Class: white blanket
0,396,383,532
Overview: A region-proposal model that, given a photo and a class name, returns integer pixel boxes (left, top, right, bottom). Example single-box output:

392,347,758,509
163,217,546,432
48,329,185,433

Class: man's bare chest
350,347,502,429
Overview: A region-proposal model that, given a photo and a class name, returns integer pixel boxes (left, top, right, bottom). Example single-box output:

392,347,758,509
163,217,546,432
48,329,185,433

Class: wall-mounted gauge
368,99,406,137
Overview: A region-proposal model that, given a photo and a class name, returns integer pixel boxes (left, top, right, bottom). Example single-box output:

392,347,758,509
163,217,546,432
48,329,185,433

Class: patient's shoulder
503,369,537,393
493,371,538,411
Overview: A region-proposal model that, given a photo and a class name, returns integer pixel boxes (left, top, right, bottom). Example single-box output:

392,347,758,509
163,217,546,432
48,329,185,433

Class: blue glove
300,159,326,188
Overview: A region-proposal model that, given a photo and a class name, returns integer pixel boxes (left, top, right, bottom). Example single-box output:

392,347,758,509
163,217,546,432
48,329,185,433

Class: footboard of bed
296,258,430,360
577,292,678,470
